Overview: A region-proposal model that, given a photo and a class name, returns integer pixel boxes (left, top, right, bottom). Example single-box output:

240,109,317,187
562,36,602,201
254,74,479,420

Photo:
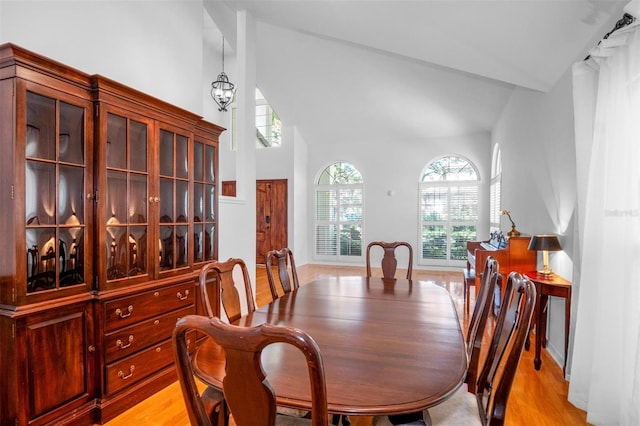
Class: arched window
490,144,502,233
419,155,479,266
314,162,364,261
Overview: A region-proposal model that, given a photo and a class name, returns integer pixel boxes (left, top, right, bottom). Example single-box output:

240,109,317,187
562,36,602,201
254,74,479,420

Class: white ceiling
207,0,628,145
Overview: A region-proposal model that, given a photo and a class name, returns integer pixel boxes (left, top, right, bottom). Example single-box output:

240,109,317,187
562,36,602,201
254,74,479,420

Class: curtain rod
584,13,636,60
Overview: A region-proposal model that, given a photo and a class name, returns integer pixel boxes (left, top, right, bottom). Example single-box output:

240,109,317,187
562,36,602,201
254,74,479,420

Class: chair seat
277,407,310,418
426,387,481,425
370,387,481,426
275,413,313,425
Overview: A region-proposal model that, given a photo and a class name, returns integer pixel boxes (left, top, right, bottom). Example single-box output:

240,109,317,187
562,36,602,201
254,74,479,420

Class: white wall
1,1,204,115
292,127,309,264
493,68,577,372
305,132,492,269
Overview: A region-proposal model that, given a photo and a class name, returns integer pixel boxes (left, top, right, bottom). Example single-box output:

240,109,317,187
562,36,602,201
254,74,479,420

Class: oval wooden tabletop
192,276,467,416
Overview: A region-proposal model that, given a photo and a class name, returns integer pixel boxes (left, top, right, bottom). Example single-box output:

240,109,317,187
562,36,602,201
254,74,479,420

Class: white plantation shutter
490,177,501,232
490,145,502,233
314,163,364,261
419,156,479,266
315,189,337,255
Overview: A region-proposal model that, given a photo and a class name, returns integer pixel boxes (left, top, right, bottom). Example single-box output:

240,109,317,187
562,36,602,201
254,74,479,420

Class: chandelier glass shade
211,71,235,111
211,36,236,112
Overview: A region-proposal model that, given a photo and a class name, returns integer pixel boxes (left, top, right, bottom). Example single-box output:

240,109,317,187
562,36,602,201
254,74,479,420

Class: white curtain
569,2,640,425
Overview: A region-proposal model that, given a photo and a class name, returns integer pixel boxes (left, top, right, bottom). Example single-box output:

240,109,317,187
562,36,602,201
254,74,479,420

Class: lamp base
507,225,521,238
537,269,554,277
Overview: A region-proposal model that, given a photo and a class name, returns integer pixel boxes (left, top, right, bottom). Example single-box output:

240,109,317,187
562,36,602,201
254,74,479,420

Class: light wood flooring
104,264,589,426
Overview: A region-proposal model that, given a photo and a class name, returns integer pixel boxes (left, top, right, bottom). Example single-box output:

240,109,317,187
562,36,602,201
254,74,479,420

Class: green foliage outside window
420,156,479,264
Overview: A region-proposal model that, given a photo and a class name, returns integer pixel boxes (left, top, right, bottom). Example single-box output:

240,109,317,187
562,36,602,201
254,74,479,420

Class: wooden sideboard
0,43,223,425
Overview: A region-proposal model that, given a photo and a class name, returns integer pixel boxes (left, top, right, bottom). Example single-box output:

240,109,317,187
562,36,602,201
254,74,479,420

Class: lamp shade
528,235,562,251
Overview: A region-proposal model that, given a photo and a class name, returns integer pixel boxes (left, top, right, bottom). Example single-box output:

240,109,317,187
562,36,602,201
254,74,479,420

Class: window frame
313,162,364,263
418,155,480,267
489,144,502,233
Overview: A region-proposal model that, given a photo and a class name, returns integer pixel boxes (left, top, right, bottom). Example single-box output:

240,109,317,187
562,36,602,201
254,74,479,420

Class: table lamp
501,210,521,237
528,235,562,277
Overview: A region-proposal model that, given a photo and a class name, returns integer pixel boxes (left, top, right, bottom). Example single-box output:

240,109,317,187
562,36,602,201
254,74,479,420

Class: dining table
192,275,468,417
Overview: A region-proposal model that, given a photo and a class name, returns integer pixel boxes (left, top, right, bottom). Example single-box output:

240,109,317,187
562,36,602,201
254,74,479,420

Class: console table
524,271,572,375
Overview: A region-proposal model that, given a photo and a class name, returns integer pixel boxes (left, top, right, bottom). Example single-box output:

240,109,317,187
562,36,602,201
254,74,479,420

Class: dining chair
366,241,413,279
266,247,300,301
197,258,257,426
173,314,330,426
465,256,500,394
199,258,256,322
426,271,536,426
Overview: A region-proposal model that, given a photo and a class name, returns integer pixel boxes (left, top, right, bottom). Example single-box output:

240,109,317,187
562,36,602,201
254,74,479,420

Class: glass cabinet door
193,140,216,264
158,128,190,272
105,112,149,282
25,91,89,293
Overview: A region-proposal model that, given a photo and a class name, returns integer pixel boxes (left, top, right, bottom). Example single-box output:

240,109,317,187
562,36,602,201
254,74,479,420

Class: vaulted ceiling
205,0,628,146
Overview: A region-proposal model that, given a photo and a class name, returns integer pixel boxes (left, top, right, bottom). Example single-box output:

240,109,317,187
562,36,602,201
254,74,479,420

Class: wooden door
256,180,288,264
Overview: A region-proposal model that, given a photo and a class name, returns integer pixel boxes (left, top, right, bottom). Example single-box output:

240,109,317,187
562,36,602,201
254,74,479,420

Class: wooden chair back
265,247,300,301
475,272,536,425
366,241,413,279
173,315,329,426
199,258,255,323
465,256,500,393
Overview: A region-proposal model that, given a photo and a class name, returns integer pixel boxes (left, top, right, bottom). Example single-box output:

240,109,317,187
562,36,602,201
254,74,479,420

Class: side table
524,271,572,375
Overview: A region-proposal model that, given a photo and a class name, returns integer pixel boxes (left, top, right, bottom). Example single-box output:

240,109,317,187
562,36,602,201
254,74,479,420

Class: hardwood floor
104,264,589,426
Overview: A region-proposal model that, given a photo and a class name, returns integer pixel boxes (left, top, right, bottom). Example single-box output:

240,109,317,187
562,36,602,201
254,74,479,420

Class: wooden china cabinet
0,44,222,425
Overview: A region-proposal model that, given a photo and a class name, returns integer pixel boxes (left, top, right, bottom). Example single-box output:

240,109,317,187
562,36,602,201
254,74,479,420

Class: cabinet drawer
104,306,194,363
105,338,173,395
104,281,195,332
105,333,197,395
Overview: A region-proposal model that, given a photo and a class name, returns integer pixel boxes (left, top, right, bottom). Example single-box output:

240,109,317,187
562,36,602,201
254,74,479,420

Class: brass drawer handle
177,290,189,301
115,305,133,318
116,335,134,349
118,365,135,380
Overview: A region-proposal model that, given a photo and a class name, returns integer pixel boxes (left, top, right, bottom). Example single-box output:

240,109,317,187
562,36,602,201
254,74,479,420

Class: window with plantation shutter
314,162,363,261
490,179,501,233
419,156,479,267
490,144,502,233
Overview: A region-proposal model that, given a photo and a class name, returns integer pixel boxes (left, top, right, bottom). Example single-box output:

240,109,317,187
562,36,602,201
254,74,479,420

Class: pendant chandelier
211,36,236,112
